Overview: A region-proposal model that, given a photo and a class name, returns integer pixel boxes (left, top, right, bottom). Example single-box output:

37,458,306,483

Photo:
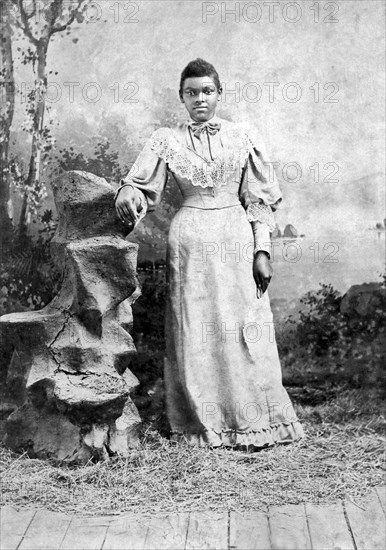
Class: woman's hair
179,58,221,98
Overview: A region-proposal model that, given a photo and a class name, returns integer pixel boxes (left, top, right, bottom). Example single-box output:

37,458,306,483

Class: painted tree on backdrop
0,0,16,241
0,0,89,246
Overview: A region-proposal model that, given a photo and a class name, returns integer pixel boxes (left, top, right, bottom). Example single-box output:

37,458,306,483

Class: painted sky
12,0,385,234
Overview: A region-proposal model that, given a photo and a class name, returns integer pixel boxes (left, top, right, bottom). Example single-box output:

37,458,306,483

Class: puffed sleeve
238,127,282,232
114,129,169,224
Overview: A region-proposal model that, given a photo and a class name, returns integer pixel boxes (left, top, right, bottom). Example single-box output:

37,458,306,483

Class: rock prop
283,224,298,238
0,171,142,462
271,225,281,239
340,282,386,326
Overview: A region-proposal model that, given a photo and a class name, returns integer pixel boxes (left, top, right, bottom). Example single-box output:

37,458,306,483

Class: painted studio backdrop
1,0,384,364
0,0,386,517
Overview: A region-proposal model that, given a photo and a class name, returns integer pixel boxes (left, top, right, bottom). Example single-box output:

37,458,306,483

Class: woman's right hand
115,185,142,226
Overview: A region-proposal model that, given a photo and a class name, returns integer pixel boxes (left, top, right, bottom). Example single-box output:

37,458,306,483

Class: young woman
115,58,305,449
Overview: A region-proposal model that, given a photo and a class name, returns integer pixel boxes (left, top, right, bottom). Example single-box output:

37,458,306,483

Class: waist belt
181,190,241,209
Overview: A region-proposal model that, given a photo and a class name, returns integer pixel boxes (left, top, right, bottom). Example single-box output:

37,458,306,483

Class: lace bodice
115,118,282,231
149,125,251,189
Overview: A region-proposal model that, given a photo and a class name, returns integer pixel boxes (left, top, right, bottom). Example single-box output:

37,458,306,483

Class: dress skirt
164,203,305,448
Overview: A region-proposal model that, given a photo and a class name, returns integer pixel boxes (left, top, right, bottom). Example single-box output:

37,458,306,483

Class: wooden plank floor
1,485,385,550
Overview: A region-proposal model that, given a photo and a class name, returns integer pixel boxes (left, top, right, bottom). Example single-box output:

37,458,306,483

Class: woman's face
180,76,221,122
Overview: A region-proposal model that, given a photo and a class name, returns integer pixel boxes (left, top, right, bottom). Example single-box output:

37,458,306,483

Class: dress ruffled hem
170,420,306,449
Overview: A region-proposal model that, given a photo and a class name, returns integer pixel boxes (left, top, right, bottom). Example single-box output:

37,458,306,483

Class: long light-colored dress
116,116,305,448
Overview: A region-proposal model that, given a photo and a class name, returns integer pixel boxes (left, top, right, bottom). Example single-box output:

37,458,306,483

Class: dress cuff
246,202,276,232
114,181,135,202
251,220,271,257
254,243,271,257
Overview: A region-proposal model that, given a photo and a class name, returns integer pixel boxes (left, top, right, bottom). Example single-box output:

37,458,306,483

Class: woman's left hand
253,251,273,297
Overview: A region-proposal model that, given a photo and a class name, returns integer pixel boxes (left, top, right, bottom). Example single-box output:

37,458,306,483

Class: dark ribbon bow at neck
189,120,221,138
